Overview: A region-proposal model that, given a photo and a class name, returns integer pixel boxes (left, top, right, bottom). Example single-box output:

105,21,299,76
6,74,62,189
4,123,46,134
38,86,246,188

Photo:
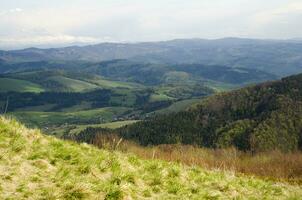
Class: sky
0,0,302,49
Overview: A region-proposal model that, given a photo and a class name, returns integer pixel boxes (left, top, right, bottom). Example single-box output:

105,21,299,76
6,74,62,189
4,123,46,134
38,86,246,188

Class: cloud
0,8,23,16
246,1,302,38
10,8,23,12
252,1,302,25
0,0,302,49
0,34,108,49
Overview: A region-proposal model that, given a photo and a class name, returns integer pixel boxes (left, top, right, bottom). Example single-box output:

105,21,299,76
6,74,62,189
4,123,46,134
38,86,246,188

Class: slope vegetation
0,117,301,199
0,78,44,93
120,73,302,152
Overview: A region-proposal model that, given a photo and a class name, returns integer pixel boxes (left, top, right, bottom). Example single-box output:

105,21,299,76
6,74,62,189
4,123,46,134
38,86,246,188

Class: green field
87,77,143,89
149,93,174,102
109,88,138,107
204,80,237,92
0,78,44,93
11,107,131,127
98,120,139,129
14,104,56,112
54,120,140,136
1,117,301,199
60,101,93,112
154,99,202,115
47,76,99,92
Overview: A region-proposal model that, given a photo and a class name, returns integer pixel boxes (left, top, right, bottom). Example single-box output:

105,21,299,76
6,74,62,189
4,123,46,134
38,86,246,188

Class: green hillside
153,99,202,115
1,117,301,199
52,120,140,137
12,107,131,128
4,70,102,92
85,60,275,86
46,76,99,92
119,73,302,152
0,78,44,93
85,76,143,89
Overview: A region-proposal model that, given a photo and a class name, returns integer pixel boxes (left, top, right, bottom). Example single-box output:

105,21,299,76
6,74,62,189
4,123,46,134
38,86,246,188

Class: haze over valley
1,1,302,199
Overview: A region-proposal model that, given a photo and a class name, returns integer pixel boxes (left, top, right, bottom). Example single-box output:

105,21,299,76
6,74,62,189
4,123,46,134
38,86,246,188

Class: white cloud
10,8,23,12
252,1,302,25
246,1,302,38
0,8,23,16
0,34,108,49
0,0,302,49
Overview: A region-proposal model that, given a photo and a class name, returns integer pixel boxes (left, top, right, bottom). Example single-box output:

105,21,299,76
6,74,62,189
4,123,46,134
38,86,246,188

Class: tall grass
91,134,302,183
2,117,302,199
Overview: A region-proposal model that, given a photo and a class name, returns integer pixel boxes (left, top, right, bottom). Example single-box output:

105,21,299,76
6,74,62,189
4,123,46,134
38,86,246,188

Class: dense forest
72,74,302,153
0,89,112,111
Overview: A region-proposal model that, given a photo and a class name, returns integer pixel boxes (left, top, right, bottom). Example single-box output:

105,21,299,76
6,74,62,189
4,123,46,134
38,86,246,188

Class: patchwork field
11,107,131,128
46,76,99,92
0,78,44,93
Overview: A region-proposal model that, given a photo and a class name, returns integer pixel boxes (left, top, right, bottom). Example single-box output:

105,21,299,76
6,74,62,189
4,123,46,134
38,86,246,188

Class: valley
2,0,302,198
0,55,276,135
1,38,302,199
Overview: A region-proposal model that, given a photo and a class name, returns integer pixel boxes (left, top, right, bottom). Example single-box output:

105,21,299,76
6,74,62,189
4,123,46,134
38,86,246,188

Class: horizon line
1,36,302,51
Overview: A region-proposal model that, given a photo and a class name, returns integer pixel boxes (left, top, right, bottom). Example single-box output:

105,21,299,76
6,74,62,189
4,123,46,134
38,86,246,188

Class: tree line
70,74,302,153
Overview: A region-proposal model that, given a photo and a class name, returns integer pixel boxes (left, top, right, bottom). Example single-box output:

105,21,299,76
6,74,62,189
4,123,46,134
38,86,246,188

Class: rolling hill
84,60,276,86
118,73,302,152
2,69,141,92
0,58,278,137
1,38,302,76
0,117,301,199
0,78,44,93
0,57,287,137
0,59,276,86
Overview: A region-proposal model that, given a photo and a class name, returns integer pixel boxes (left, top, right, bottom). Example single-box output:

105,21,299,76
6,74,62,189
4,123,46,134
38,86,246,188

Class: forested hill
119,73,302,152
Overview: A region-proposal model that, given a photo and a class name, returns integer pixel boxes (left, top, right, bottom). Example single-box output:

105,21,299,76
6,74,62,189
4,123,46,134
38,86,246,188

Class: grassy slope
11,107,130,127
0,78,44,93
47,76,99,92
87,77,143,89
52,120,140,137
98,120,139,129
0,117,301,199
72,120,140,133
154,99,202,115
5,70,144,92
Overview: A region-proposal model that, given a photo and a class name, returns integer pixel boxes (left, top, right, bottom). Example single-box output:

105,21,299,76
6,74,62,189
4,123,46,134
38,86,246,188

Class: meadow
89,134,302,184
52,120,140,137
11,107,131,128
0,78,44,93
1,117,301,199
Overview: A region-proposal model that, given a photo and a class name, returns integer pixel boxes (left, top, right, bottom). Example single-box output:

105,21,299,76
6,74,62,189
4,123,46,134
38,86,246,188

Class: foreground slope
0,117,301,199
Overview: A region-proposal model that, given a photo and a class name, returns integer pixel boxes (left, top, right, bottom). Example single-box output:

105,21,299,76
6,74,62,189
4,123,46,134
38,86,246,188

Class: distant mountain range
1,38,302,76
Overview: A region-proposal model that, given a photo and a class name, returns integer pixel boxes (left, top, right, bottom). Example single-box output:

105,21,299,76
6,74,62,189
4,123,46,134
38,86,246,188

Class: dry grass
92,134,302,184
1,117,302,199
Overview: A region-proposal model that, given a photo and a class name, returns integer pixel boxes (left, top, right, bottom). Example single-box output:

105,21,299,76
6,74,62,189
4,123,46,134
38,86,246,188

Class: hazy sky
1,0,302,49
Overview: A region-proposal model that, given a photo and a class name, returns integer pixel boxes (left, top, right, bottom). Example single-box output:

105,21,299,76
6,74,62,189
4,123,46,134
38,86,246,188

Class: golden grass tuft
1,117,302,199
93,134,302,184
